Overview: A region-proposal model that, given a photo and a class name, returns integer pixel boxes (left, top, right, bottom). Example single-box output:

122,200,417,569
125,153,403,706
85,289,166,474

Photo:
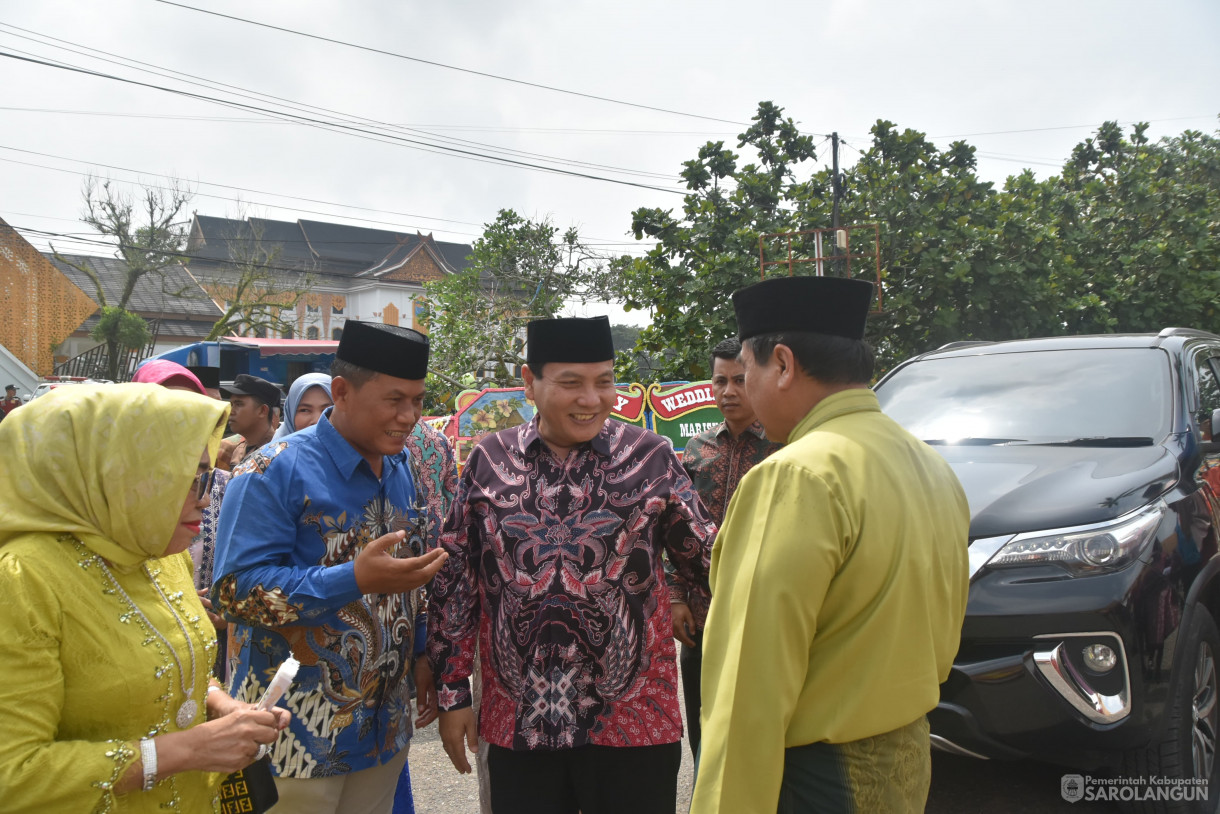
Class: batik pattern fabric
401,422,458,635
190,469,232,593
776,716,932,814
404,421,459,555
212,412,436,779
190,468,232,678
427,418,715,751
677,421,781,626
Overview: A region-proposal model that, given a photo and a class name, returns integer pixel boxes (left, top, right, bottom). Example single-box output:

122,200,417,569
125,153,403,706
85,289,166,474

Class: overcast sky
2,0,1217,326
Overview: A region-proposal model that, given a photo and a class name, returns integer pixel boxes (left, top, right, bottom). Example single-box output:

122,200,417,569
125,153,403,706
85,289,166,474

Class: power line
12,225,650,287
836,136,1066,170
152,0,746,127
0,144,488,231
932,116,1217,139
973,152,1064,168
0,49,687,196
13,223,376,280
0,149,657,253
0,106,735,136
0,154,486,239
0,27,683,183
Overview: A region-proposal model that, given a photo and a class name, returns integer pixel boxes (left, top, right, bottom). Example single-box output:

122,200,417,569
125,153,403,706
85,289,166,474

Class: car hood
932,444,1179,538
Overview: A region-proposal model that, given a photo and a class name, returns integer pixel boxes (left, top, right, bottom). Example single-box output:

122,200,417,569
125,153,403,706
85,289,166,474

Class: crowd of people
0,274,970,814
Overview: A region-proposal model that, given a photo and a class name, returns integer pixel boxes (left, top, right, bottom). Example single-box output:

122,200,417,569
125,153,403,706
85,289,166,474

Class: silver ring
255,743,269,760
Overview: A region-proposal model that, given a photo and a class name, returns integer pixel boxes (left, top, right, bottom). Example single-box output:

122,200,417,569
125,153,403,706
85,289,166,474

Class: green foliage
1056,122,1220,334
825,122,1065,369
620,102,818,381
53,177,192,380
617,104,1220,377
200,217,314,342
609,323,641,352
420,209,613,412
90,306,151,355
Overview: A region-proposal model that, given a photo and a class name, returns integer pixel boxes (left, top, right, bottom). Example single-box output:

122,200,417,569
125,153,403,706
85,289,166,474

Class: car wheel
1120,609,1220,813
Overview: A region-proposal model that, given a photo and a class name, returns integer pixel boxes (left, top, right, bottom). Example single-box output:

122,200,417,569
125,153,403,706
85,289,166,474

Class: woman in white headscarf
271,373,333,440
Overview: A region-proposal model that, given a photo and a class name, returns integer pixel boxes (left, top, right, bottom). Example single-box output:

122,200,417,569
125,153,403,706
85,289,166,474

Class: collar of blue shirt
315,408,405,480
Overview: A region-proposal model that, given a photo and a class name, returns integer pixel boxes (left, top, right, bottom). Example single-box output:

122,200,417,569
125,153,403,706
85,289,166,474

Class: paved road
926,753,1122,814
410,719,1122,814
408,714,696,813
406,671,1125,814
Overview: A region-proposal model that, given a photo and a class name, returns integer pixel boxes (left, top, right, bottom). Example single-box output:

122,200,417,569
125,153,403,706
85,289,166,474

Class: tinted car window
1192,350,1220,442
877,348,1172,443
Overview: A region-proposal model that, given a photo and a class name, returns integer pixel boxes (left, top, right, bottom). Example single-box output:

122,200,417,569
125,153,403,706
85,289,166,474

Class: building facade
0,215,471,382
185,215,470,340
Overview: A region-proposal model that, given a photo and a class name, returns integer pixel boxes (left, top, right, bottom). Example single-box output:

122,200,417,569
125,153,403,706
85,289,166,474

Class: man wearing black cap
212,321,450,814
691,276,970,814
0,384,21,418
218,373,282,469
427,315,715,814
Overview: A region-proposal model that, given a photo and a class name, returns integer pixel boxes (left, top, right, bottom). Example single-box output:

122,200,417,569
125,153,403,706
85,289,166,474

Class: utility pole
831,132,842,232
830,132,844,277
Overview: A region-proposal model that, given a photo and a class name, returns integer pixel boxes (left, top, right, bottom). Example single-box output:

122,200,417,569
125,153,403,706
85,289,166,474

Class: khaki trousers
272,745,409,814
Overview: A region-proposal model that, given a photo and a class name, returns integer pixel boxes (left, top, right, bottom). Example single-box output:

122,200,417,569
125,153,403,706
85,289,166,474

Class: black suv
874,329,1220,807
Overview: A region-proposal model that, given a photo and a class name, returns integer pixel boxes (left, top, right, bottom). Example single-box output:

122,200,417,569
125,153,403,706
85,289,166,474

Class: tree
419,209,613,410
1054,121,1220,334
609,322,641,353
52,176,192,380
822,121,1064,369
192,218,314,341
619,102,819,381
618,104,1220,378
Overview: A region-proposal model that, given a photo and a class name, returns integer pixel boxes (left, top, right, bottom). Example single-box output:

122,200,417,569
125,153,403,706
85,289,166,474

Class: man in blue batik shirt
213,321,450,814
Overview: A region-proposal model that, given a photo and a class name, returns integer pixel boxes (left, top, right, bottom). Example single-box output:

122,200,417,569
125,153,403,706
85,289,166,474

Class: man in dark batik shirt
428,316,715,814
673,337,782,760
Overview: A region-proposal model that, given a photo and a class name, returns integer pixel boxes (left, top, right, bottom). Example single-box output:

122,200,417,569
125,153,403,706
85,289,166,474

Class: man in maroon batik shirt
428,315,715,814
672,337,782,761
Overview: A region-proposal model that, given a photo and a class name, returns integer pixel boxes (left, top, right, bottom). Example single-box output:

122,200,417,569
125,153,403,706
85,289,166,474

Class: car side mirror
1205,408,1220,453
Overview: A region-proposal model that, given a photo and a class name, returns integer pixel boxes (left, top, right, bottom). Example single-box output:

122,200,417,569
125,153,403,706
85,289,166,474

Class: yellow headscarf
0,383,230,569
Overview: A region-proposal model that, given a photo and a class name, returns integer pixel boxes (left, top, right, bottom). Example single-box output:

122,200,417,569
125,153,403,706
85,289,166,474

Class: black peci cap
336,320,429,381
733,276,874,341
186,366,220,391
526,316,615,372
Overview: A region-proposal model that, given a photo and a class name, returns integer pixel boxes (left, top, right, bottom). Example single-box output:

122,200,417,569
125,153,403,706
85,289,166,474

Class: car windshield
875,348,1173,445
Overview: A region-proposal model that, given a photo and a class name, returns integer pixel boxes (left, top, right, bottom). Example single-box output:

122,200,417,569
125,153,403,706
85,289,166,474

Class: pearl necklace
94,555,201,729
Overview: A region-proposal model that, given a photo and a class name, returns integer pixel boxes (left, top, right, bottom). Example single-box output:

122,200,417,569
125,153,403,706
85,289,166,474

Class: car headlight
986,502,1166,576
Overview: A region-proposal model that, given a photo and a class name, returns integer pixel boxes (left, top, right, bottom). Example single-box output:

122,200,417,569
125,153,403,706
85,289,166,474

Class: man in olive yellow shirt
691,276,970,814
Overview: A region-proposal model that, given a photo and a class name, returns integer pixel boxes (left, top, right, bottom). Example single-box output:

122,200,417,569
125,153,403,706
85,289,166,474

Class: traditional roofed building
186,215,471,341
1,214,471,383
47,253,224,349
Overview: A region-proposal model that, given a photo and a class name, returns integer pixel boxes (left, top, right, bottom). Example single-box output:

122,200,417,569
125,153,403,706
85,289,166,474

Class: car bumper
931,562,1173,768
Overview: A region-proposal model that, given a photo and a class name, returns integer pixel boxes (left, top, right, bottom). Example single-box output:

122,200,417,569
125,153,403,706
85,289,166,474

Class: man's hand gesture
671,601,697,648
354,530,448,594
439,707,479,774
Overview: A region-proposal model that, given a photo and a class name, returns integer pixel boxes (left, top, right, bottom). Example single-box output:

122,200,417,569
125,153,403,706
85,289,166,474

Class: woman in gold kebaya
0,384,289,813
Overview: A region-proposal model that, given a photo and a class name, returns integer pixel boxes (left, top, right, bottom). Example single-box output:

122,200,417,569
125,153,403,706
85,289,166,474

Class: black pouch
217,755,279,813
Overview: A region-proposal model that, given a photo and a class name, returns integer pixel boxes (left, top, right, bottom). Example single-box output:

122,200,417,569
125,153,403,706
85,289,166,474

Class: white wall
344,284,426,330
0,342,39,397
